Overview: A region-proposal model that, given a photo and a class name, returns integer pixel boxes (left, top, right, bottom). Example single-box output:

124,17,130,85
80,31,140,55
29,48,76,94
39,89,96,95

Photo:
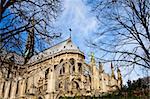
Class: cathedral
0,37,122,99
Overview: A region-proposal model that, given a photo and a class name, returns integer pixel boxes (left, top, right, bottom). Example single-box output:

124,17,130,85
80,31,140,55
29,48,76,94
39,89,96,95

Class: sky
54,0,98,58
52,0,149,84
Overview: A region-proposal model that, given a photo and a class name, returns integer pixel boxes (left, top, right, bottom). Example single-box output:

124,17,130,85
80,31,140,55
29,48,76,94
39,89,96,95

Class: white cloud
54,0,98,44
53,0,148,84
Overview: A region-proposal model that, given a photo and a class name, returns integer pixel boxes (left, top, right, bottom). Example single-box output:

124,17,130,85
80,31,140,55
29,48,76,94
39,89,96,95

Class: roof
27,38,82,64
0,49,24,65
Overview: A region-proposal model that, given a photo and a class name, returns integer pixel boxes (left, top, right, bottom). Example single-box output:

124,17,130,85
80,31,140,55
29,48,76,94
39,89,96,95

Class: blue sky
52,0,149,84
54,0,98,56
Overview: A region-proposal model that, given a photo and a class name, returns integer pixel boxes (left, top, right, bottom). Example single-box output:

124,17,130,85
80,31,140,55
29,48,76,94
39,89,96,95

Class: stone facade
0,38,122,99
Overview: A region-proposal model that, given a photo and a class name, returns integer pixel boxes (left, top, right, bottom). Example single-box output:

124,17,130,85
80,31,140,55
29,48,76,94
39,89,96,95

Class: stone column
96,70,100,90
101,74,106,92
80,74,84,90
0,71,3,97
19,79,26,97
10,81,17,99
4,81,11,98
47,68,55,93
91,66,96,90
27,77,33,94
75,61,78,73
66,63,70,74
68,75,73,91
47,68,56,99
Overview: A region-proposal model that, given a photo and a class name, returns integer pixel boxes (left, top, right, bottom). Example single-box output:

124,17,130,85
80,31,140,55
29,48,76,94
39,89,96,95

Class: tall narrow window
60,69,62,75
2,82,5,97
89,76,91,82
25,78,28,93
59,83,61,88
59,82,63,89
73,66,75,72
78,63,82,73
16,81,19,96
45,68,49,79
69,58,75,73
7,69,11,78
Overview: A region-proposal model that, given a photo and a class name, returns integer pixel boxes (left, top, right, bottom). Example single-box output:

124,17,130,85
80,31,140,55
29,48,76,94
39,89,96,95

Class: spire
99,62,103,73
90,52,95,64
111,62,115,79
24,17,35,63
90,52,96,70
117,67,122,89
69,28,72,39
117,67,122,81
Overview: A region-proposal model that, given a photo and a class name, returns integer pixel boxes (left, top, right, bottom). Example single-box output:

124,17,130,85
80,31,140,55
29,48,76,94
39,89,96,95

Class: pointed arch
69,58,75,65
38,95,45,99
69,58,75,73
72,81,80,90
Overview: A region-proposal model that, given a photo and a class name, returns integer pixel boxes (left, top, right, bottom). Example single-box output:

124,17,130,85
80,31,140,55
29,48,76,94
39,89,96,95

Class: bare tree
0,0,62,79
87,0,150,70
0,0,62,52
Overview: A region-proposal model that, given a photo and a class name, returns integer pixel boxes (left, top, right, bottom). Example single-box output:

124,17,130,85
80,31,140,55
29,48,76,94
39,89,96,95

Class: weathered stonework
0,38,122,99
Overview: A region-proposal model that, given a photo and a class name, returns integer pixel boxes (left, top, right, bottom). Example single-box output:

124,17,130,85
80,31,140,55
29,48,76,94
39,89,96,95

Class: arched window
73,66,75,72
59,82,63,89
63,66,65,73
69,58,75,65
60,69,62,75
59,83,61,88
78,63,82,73
69,58,75,73
45,68,49,79
16,81,19,96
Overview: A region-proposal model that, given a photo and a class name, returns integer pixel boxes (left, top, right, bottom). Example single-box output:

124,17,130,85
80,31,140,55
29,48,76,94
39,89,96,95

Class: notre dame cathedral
0,37,122,99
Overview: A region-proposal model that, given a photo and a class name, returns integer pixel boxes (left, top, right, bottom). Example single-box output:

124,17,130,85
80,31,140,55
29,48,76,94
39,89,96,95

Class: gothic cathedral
0,38,122,99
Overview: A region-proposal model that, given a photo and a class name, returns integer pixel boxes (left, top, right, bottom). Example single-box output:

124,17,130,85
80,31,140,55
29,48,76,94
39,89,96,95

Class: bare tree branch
87,0,150,71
